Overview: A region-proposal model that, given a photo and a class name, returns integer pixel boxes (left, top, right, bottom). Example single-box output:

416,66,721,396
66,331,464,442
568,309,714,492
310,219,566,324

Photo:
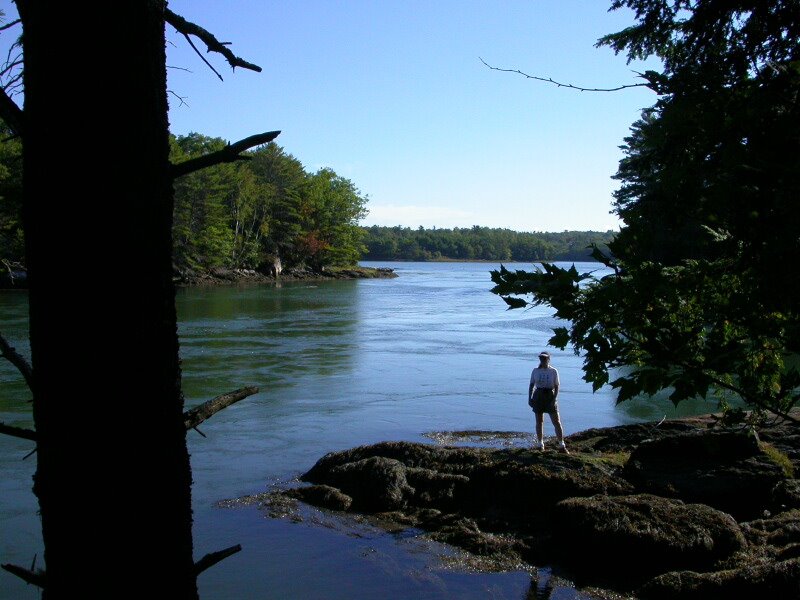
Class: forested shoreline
0,125,614,284
0,127,371,280
362,226,613,262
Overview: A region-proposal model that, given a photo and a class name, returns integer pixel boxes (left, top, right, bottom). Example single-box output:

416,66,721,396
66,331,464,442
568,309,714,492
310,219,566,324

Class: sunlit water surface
0,262,718,599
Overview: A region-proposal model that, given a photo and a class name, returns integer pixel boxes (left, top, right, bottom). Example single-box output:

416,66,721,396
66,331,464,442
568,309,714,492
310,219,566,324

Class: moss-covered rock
286,484,353,511
623,430,786,520
553,494,746,585
638,557,800,599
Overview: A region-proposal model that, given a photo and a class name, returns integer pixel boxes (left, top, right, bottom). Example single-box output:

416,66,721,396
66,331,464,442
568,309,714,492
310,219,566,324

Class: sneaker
558,441,569,454
535,441,545,451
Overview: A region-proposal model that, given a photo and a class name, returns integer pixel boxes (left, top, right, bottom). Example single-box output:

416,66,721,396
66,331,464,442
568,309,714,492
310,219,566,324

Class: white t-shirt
530,366,559,390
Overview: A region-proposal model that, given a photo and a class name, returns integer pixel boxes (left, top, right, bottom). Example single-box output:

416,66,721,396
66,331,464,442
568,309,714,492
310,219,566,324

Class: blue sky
5,1,658,231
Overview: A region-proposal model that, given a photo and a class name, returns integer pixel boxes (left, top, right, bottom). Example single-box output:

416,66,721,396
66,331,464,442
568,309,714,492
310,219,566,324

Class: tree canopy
171,134,369,274
492,0,800,423
363,226,613,262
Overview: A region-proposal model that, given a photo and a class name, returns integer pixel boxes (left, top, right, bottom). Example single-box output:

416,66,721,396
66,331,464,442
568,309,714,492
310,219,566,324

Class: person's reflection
526,575,554,599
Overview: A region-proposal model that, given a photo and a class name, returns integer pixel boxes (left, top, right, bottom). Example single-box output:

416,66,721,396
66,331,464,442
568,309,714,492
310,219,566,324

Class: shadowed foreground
264,415,800,598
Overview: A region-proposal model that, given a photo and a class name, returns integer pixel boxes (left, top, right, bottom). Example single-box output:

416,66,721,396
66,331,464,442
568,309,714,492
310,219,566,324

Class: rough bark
21,3,197,597
183,386,259,431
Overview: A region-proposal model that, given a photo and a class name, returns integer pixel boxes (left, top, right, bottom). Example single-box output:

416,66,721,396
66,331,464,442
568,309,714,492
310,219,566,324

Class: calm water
0,262,718,599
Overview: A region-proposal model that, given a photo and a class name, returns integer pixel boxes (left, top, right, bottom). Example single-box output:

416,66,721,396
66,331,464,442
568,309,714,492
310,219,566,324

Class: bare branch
0,19,21,33
181,32,224,82
168,90,190,108
183,386,259,431
0,422,37,442
165,9,262,78
0,54,22,78
167,65,193,73
1,563,45,588
194,544,242,576
170,132,280,179
0,332,33,390
479,57,650,93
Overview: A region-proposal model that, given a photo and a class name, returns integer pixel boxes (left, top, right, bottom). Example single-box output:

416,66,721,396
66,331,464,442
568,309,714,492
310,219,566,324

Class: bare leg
535,412,544,447
549,411,564,442
549,411,568,453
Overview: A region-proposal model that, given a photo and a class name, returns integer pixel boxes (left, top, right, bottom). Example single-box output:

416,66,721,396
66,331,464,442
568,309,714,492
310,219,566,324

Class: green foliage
171,134,237,271
169,135,369,273
0,128,371,275
0,121,23,265
363,226,613,262
302,168,368,269
492,1,800,421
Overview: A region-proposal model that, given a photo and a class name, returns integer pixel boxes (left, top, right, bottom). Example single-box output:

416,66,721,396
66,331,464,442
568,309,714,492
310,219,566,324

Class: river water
0,261,718,599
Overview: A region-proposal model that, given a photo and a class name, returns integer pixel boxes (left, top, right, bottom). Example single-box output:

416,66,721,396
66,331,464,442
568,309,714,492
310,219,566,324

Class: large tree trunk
21,2,197,596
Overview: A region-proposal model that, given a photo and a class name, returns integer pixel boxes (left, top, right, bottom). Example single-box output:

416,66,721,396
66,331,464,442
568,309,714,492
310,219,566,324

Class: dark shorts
530,388,558,414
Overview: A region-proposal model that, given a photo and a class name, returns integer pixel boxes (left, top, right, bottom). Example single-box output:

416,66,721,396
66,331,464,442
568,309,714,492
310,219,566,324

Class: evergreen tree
491,1,800,423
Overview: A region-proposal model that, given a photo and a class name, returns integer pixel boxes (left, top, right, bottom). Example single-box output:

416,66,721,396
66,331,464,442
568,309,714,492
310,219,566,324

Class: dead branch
183,386,259,431
1,563,45,588
168,89,190,108
165,9,262,79
181,32,224,81
0,422,37,442
170,131,280,179
0,331,33,390
194,544,242,576
0,19,21,33
479,57,649,92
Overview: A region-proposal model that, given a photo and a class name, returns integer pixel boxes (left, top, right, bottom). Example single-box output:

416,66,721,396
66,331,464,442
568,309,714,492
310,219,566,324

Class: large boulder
319,456,415,512
623,430,786,519
301,441,632,524
553,494,746,584
638,557,800,600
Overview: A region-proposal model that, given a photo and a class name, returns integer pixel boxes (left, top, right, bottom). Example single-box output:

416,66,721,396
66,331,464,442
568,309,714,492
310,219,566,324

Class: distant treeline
361,226,615,262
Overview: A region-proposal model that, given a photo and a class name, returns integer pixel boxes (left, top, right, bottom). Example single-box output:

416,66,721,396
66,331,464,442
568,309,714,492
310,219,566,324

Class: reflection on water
0,262,724,599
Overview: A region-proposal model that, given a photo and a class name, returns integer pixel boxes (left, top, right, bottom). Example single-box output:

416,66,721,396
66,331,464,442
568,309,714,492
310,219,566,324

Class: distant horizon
359,223,617,234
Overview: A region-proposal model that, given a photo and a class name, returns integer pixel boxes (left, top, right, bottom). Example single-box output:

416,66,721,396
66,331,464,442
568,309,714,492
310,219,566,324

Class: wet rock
623,430,786,520
638,557,800,600
566,418,716,454
771,479,800,513
276,413,800,598
302,441,486,479
553,494,746,583
286,484,352,511
405,467,469,509
428,517,522,558
302,441,633,525
320,456,414,512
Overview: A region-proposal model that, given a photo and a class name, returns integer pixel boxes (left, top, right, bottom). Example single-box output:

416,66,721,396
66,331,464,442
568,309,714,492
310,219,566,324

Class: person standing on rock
529,351,568,453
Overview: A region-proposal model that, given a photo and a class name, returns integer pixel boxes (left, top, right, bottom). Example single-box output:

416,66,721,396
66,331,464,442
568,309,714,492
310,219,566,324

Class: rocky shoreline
0,265,397,289
261,414,800,598
174,265,397,286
